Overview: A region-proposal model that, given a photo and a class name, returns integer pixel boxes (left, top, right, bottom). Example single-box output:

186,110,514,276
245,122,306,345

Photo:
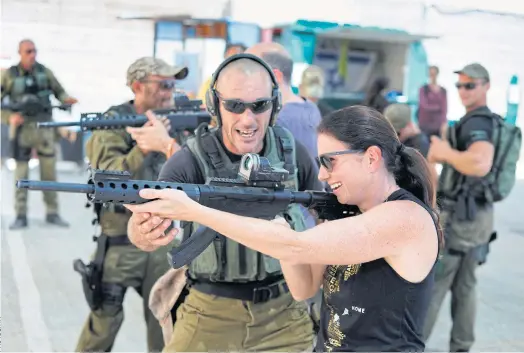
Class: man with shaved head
127,53,319,352
246,42,322,159
1,39,78,229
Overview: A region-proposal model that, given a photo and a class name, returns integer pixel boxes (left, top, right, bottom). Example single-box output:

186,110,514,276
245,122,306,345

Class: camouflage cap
384,103,412,132
454,63,490,82
126,57,188,86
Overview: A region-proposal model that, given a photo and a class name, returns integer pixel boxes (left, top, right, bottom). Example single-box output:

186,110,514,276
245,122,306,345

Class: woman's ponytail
394,144,435,207
394,144,443,249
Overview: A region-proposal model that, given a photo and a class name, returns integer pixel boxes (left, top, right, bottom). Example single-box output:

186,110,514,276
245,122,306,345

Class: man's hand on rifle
9,113,24,127
160,115,171,132
126,110,176,155
128,212,177,252
126,188,203,251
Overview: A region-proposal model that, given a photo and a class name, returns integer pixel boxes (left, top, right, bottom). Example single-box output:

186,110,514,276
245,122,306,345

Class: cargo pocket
18,124,38,149
36,128,56,157
166,301,201,352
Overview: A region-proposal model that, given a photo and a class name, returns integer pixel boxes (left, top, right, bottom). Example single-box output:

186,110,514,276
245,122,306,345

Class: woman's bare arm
280,262,327,301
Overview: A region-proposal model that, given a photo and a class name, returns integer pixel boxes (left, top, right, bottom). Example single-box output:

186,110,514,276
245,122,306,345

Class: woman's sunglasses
317,149,362,172
217,92,274,114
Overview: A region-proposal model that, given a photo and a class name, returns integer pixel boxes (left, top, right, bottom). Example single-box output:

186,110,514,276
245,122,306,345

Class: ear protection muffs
205,53,282,126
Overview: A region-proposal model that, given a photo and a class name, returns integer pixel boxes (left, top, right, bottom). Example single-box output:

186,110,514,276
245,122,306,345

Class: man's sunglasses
217,92,274,114
317,149,362,172
455,82,478,90
141,79,176,90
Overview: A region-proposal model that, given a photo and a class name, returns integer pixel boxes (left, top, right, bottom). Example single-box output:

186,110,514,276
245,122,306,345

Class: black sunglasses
217,92,274,115
317,149,362,172
455,82,477,90
142,79,176,90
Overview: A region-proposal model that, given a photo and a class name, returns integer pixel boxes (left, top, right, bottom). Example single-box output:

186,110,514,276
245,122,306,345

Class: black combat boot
46,214,70,227
9,215,28,230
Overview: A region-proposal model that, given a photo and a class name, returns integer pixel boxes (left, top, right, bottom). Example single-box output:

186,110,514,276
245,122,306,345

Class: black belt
191,279,289,304
105,234,132,246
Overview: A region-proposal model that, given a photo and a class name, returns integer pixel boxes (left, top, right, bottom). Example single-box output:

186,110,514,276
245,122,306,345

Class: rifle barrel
37,121,79,128
16,180,95,194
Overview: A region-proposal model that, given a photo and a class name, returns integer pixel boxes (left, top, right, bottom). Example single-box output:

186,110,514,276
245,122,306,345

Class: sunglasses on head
317,149,362,172
216,91,274,115
455,82,478,90
141,79,176,90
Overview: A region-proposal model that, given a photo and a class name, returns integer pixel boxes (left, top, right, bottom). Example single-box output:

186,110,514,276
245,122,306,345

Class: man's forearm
445,149,491,177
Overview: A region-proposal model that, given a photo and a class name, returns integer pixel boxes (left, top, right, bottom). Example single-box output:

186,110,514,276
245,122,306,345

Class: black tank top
316,188,438,352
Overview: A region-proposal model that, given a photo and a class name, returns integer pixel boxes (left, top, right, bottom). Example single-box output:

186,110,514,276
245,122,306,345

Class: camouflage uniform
75,57,188,353
1,62,71,228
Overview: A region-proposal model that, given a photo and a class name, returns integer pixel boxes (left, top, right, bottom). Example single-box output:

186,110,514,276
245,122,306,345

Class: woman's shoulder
380,190,440,282
364,189,438,244
388,188,438,228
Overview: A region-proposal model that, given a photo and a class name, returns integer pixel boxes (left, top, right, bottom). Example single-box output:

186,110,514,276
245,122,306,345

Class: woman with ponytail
126,105,442,352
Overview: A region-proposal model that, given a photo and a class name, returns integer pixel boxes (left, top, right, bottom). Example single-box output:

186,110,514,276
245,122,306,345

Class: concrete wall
1,0,227,116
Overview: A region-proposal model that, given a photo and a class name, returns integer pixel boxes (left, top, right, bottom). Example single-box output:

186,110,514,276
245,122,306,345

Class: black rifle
16,153,359,268
36,99,210,133
2,97,72,116
2,95,72,159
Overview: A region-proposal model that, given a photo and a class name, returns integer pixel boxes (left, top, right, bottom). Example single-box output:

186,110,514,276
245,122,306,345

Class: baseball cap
454,63,490,82
126,57,188,86
384,103,412,132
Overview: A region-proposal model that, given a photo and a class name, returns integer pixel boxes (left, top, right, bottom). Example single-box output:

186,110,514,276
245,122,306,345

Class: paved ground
1,162,524,352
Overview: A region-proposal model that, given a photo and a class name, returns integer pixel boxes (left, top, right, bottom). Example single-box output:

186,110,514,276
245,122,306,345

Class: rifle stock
16,154,359,268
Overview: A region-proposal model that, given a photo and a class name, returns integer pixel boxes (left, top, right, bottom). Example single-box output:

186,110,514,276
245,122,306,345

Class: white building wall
1,0,523,124
1,0,227,116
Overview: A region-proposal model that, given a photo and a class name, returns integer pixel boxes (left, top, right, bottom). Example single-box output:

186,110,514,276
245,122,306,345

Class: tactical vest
183,125,310,283
8,63,52,120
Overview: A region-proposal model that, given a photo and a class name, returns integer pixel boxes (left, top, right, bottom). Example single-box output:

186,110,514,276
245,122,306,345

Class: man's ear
131,81,142,94
272,69,284,84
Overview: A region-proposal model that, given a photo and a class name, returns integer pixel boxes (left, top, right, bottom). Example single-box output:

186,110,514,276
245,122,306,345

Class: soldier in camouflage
75,57,188,352
1,39,78,229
